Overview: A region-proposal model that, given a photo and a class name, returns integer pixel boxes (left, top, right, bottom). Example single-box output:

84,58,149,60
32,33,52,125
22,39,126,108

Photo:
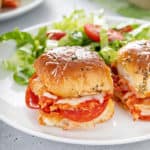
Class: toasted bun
38,98,114,130
116,40,150,98
34,46,113,98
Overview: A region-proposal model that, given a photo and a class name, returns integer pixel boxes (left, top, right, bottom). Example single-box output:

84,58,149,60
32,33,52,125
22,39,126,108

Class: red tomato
107,29,123,42
47,31,66,40
60,99,108,122
3,0,20,8
84,24,123,42
139,116,150,121
25,86,40,109
117,25,133,33
84,24,100,42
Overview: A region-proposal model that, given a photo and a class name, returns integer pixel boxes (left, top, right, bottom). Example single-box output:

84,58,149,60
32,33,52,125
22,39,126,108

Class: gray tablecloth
0,0,150,149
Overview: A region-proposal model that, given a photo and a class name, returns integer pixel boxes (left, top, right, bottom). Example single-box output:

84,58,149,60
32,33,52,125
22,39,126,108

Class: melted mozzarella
43,92,57,99
141,109,150,116
135,104,150,116
56,94,105,105
122,92,134,100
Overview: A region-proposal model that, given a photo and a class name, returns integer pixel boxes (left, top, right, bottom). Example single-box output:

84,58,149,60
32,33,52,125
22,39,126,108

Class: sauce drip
25,86,40,109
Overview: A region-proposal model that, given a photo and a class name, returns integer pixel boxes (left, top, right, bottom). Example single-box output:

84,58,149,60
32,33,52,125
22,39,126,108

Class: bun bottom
38,99,114,130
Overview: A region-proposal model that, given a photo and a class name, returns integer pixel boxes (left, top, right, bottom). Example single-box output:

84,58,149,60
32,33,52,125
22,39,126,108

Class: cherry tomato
47,31,66,40
84,24,123,42
117,25,133,33
84,24,101,42
107,29,123,42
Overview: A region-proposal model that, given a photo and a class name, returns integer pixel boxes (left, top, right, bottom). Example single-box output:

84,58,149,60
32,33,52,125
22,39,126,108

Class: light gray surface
0,121,150,150
0,0,150,149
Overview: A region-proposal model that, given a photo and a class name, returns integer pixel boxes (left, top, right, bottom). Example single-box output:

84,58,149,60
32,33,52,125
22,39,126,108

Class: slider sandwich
113,40,150,120
26,46,114,129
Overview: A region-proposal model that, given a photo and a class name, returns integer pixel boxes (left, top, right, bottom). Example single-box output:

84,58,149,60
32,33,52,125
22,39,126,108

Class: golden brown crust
117,40,150,98
38,98,114,130
34,46,113,98
0,0,2,8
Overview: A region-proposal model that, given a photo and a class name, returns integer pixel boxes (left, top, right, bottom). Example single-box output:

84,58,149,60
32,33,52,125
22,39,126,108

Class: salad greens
58,31,91,46
52,10,93,46
100,47,118,64
52,10,94,32
99,28,108,48
0,9,150,85
0,27,47,85
130,24,150,40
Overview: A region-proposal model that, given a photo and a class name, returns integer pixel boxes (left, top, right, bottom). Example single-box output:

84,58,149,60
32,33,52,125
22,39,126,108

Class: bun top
34,46,113,98
117,40,150,98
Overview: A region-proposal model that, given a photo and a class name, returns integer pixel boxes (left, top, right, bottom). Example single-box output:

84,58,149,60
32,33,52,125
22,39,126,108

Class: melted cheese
56,94,105,106
135,104,150,116
42,92,105,106
43,92,57,99
141,109,150,116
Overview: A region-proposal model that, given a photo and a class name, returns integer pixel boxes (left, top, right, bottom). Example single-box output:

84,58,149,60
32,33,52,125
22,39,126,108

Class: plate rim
1,116,150,145
0,0,43,21
0,16,150,145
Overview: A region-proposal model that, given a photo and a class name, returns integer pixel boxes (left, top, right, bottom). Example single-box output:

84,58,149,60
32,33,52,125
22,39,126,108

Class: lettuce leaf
99,47,118,64
0,27,47,85
52,9,94,32
130,24,150,40
52,9,94,46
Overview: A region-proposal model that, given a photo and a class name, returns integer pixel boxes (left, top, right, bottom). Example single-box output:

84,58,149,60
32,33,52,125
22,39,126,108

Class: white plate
0,16,150,146
0,0,43,21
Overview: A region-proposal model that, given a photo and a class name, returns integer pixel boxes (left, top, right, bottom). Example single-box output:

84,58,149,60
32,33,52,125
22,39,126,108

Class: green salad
0,9,150,85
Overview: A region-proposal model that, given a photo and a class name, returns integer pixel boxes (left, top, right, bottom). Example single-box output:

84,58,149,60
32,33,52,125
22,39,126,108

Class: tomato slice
47,31,66,40
3,0,20,8
60,99,108,122
84,24,100,42
139,115,150,121
84,24,123,42
107,29,123,42
25,86,40,109
117,25,133,33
